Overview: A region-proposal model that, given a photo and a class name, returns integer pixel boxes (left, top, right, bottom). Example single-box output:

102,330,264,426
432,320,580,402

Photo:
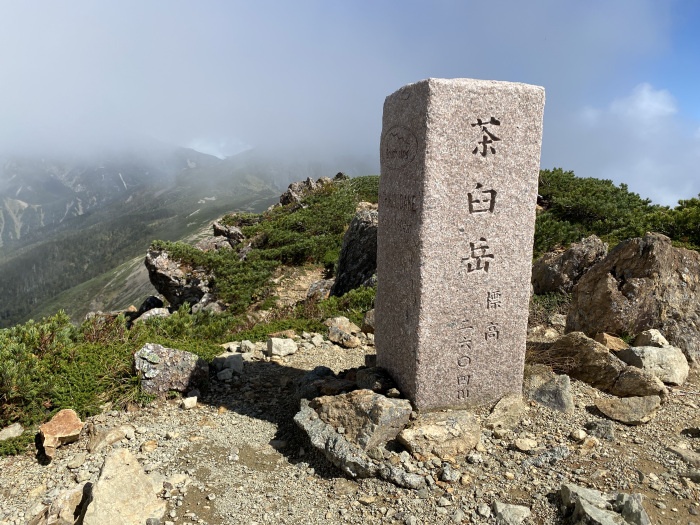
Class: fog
0,1,697,204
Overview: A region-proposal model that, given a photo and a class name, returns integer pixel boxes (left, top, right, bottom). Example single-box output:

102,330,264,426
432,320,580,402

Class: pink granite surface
376,78,545,410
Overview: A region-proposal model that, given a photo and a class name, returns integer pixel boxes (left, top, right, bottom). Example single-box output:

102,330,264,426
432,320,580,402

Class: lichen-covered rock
134,343,208,396
330,209,378,297
566,233,700,362
531,235,608,294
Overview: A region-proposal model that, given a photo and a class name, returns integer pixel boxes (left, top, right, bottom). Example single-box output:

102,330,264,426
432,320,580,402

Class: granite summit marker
375,78,545,410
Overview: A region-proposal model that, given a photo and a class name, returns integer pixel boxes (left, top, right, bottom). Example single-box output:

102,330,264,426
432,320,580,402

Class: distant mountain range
0,144,374,327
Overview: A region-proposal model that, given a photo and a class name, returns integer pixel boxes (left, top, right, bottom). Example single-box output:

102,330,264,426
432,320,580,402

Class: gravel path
2,338,700,525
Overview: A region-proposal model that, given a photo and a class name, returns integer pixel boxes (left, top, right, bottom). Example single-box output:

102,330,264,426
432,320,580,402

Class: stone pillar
376,78,545,410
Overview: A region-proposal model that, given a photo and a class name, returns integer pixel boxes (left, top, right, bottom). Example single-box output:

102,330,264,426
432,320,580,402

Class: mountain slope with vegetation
1,168,698,458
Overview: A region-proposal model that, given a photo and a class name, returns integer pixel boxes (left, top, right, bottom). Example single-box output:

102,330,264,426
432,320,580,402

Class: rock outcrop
279,176,333,206
330,208,378,297
144,248,211,309
566,233,700,362
531,235,608,294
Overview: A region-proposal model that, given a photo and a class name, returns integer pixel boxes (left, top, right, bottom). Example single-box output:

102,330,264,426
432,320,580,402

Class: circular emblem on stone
381,125,418,170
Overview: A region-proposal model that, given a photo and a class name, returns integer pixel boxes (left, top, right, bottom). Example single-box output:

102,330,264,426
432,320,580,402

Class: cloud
548,83,700,206
610,83,677,121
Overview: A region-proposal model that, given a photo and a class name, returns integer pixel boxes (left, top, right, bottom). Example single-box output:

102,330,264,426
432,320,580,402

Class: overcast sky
0,1,698,205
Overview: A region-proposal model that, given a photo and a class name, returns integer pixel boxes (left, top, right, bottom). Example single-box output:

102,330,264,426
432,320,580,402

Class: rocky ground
2,328,700,525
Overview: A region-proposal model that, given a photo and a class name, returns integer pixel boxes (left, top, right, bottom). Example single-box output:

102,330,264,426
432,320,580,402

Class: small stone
459,474,472,485
595,396,661,425
140,440,159,453
504,471,515,480
451,508,465,523
39,409,84,459
570,429,587,442
477,503,491,518
514,438,538,452
0,422,24,441
67,452,87,469
689,505,699,516
181,397,197,410
405,516,418,525
437,497,452,507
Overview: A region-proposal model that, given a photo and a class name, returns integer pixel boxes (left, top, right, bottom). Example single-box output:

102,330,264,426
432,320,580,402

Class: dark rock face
566,233,700,362
531,235,608,294
331,209,378,297
144,248,212,309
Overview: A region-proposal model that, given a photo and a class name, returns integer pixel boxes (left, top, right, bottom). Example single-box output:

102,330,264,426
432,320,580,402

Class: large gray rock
532,235,608,294
144,247,212,309
566,233,700,362
212,220,245,244
293,399,424,489
523,365,574,414
595,395,661,425
134,343,209,396
398,410,481,460
330,209,378,297
309,389,412,450
559,483,651,525
82,448,166,525
266,337,298,357
616,345,689,385
492,501,531,525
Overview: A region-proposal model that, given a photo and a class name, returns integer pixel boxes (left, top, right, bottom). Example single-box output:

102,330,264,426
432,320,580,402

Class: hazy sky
0,1,698,205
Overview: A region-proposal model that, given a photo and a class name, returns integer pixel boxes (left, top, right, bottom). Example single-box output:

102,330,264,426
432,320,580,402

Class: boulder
309,389,412,450
566,233,700,362
87,424,135,453
616,345,689,385
362,309,376,334
542,332,666,398
194,235,233,252
0,422,24,441
82,449,166,525
330,209,378,297
595,395,661,425
294,399,424,489
492,501,531,525
266,337,298,357
39,409,84,459
398,410,481,461
531,235,608,294
560,483,651,525
594,332,630,351
306,278,335,301
545,332,626,390
134,343,209,396
144,247,212,309
212,220,245,243
132,307,170,324
633,329,669,348
279,177,332,206
325,316,363,348
523,365,574,413
611,367,667,398
484,394,529,430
